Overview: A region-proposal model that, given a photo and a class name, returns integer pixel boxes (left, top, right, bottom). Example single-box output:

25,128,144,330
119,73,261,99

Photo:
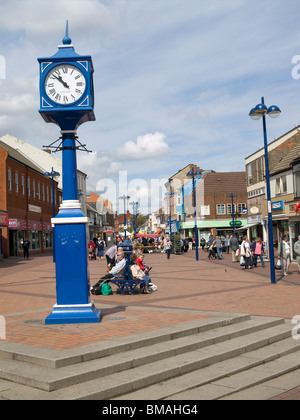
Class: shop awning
236,223,260,231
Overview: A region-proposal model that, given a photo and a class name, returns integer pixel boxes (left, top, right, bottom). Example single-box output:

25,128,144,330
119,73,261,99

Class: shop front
285,200,300,260
7,218,53,257
180,218,247,243
0,211,8,260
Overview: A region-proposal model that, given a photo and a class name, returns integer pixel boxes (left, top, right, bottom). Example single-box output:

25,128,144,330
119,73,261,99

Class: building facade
245,125,300,257
0,141,61,258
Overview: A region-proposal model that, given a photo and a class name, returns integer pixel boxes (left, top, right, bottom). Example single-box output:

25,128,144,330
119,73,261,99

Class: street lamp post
43,167,60,262
130,201,139,240
249,97,281,284
119,195,130,240
227,194,237,234
187,169,202,261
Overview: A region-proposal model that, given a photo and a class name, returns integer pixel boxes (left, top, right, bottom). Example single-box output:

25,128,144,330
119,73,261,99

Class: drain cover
108,316,126,320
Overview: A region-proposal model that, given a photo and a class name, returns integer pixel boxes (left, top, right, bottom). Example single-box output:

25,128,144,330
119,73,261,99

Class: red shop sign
0,212,8,227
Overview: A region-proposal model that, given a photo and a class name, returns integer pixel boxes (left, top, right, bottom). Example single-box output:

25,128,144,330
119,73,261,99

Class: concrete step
165,350,300,400
0,316,284,392
115,333,300,400
0,314,250,368
0,315,296,400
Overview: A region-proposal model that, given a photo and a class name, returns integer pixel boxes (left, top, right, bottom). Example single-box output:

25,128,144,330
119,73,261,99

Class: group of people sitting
91,244,155,295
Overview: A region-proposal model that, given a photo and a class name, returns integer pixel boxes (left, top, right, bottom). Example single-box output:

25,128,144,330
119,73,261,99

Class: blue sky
1,0,300,213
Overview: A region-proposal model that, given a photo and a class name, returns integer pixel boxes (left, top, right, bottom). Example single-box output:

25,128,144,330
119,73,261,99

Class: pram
88,247,97,260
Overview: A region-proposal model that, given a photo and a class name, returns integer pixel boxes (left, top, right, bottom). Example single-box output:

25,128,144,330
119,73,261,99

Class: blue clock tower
38,22,101,324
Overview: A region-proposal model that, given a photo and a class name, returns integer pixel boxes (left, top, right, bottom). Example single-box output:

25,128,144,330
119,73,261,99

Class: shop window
43,231,52,248
29,230,41,250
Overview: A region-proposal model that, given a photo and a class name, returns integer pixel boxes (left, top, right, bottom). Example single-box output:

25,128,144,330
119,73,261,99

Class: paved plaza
0,248,299,399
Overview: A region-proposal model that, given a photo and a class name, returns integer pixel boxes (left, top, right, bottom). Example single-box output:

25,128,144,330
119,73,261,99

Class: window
176,191,182,206
275,175,288,195
27,178,30,197
15,173,18,193
46,186,49,202
282,175,287,193
275,178,281,194
33,180,36,198
227,203,236,214
37,182,40,199
42,185,45,201
247,164,253,186
8,170,12,190
237,203,247,213
22,176,25,195
200,205,210,216
294,163,300,198
217,204,225,215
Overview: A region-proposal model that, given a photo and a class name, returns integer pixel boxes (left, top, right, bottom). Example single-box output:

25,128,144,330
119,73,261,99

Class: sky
1,0,300,214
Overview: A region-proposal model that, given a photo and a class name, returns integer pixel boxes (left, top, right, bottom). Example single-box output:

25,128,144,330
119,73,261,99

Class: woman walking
253,237,265,267
240,236,253,269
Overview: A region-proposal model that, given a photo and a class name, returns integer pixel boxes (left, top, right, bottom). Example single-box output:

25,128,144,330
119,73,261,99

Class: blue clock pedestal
45,133,101,324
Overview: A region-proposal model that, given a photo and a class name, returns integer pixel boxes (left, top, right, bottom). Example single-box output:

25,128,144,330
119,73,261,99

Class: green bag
101,282,113,295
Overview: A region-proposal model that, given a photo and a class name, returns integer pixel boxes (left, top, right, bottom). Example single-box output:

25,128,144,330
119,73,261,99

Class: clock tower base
45,201,101,324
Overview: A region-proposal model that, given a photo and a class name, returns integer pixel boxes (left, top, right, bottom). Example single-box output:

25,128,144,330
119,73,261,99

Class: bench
109,277,146,295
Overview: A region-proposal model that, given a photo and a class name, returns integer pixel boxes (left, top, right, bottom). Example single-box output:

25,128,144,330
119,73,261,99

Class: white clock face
44,64,86,105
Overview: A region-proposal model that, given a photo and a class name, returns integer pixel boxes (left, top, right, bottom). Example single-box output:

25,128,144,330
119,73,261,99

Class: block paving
0,247,299,399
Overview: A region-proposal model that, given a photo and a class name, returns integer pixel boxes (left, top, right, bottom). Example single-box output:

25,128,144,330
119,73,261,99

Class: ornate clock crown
58,20,75,50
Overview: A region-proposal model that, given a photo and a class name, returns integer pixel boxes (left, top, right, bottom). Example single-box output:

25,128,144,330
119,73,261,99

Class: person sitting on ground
130,253,151,294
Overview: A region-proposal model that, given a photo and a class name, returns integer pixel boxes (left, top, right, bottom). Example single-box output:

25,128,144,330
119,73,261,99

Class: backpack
91,280,113,295
101,282,113,295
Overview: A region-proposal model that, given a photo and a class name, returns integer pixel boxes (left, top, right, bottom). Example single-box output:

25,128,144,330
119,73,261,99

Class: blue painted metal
249,97,281,285
40,23,100,324
38,22,95,131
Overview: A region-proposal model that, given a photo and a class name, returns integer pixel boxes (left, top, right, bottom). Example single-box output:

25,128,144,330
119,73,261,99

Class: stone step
165,350,300,400
0,315,294,400
0,316,283,392
116,334,300,400
0,314,250,368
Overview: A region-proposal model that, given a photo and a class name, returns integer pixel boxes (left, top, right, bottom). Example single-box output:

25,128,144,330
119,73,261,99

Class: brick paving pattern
0,248,299,399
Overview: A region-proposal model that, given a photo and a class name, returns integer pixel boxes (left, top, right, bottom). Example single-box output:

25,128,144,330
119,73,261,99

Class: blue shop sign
271,200,284,211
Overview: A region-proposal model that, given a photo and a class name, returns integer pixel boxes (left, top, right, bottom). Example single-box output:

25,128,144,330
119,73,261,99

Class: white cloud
115,132,170,161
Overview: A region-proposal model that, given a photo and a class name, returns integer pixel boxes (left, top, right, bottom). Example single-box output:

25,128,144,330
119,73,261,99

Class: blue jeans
217,247,223,259
254,254,265,267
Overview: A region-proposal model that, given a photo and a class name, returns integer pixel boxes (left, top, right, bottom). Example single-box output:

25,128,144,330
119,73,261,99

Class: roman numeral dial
44,64,86,105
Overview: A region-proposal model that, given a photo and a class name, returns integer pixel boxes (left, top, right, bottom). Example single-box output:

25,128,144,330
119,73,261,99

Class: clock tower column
38,23,101,324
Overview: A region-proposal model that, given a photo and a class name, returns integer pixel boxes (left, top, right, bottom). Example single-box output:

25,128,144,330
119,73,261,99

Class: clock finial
62,20,72,45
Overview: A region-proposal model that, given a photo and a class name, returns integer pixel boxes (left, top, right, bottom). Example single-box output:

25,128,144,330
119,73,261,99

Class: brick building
168,165,247,240
0,140,61,258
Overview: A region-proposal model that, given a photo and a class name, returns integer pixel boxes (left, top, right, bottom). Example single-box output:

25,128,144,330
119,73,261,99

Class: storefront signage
8,219,27,230
28,204,42,213
0,212,8,227
271,200,284,211
230,220,242,227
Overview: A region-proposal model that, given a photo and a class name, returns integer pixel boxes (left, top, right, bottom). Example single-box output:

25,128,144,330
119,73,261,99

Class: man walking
294,235,300,272
278,234,290,276
229,234,239,262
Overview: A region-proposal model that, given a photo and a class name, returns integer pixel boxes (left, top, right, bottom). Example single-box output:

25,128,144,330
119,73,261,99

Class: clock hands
52,74,70,89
